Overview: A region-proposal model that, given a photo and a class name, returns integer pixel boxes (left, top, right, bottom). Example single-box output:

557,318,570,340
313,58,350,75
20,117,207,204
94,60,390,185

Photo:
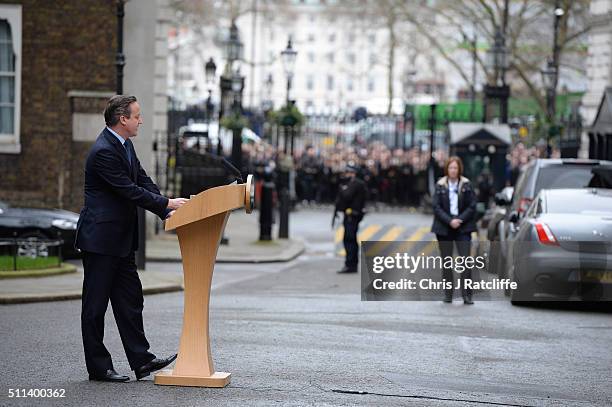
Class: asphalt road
1,210,611,406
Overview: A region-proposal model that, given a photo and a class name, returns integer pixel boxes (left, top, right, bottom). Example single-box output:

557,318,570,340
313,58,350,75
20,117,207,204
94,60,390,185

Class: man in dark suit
332,164,368,273
76,95,188,382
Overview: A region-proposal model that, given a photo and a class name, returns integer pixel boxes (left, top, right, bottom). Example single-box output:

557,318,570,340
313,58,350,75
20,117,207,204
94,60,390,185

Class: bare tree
327,0,414,114
394,0,594,117
169,0,295,108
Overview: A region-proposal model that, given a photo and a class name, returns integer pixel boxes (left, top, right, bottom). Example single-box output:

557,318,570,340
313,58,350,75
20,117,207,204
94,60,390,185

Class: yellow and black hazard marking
335,225,438,257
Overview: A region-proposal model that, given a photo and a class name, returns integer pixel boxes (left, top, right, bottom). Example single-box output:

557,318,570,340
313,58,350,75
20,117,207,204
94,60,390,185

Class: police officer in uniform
332,164,368,273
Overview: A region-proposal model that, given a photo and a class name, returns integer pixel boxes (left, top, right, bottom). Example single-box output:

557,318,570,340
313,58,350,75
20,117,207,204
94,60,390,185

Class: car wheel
488,239,501,275
17,231,50,258
510,272,535,305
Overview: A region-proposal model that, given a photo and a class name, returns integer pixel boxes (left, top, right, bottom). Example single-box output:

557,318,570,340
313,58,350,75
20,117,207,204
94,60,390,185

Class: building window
305,100,314,114
347,52,355,64
307,52,315,63
0,5,21,154
0,20,15,134
347,33,355,43
327,75,334,91
306,75,314,90
308,33,315,42
368,78,375,92
326,52,334,64
369,53,376,65
368,33,376,44
347,78,353,92
329,33,336,42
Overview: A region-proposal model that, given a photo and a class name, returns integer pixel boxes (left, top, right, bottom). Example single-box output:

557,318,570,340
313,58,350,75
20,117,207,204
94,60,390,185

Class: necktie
124,140,132,165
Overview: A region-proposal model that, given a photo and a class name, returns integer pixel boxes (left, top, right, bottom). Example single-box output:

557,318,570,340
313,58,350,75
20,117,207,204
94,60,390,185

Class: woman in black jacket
431,156,477,304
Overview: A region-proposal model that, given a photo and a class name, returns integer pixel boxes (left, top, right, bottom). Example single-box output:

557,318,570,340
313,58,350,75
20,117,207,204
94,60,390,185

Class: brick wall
0,0,116,211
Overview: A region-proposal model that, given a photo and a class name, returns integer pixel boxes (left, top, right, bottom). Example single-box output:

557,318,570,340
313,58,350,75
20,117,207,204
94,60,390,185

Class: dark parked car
490,159,612,277
0,200,80,259
507,188,612,303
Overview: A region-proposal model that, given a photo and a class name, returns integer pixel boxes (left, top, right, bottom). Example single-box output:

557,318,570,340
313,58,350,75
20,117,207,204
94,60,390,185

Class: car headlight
52,219,77,230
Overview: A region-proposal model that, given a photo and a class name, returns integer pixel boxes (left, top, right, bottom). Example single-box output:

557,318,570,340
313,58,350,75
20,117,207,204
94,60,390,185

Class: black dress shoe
443,297,453,303
463,297,474,305
337,266,357,274
89,369,129,383
135,354,177,380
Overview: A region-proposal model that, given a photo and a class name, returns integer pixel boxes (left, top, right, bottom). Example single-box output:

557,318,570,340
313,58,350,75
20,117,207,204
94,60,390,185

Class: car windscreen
547,193,612,214
534,165,595,195
182,131,208,138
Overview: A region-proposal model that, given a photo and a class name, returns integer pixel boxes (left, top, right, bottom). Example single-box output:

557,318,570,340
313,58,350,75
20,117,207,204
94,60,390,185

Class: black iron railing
0,238,63,272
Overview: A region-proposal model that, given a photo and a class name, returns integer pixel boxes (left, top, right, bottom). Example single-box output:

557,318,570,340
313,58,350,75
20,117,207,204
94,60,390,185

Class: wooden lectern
154,175,254,388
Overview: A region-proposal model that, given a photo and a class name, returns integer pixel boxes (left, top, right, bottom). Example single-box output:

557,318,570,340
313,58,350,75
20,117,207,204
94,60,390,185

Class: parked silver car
496,159,612,279
507,188,612,303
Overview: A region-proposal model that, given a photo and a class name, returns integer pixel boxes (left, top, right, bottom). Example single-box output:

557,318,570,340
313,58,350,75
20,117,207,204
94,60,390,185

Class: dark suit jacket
75,128,169,257
431,176,477,236
334,177,368,216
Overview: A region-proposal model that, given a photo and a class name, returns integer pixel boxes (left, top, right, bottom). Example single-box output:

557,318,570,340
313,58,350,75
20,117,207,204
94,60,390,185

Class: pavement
0,268,183,305
0,210,304,304
1,210,611,406
147,210,304,263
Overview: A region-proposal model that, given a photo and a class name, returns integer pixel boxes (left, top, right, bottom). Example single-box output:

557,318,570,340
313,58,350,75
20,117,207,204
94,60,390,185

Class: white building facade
167,1,470,116
580,0,612,157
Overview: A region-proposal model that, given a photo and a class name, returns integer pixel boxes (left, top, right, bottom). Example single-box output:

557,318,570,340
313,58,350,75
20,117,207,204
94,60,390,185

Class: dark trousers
81,251,155,375
436,230,473,299
301,175,316,202
343,215,361,270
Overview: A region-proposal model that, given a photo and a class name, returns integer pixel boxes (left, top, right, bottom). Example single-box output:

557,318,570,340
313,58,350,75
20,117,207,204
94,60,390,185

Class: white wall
580,0,612,157
124,0,172,234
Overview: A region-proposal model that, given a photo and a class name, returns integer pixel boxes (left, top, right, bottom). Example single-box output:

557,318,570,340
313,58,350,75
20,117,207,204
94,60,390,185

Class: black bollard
259,170,275,241
278,187,289,239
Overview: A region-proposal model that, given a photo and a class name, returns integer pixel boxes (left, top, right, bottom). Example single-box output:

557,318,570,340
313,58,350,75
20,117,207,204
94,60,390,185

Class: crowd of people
239,139,559,208
243,141,445,207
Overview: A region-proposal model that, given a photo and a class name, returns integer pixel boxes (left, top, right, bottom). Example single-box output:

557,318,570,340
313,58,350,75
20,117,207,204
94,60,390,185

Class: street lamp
230,67,245,112
541,59,557,91
541,59,558,158
205,57,216,87
403,70,416,148
280,37,298,154
484,27,510,123
204,57,216,152
280,37,297,105
486,29,509,81
542,1,564,158
263,73,274,111
220,21,243,122
278,38,297,239
219,21,245,171
225,22,243,63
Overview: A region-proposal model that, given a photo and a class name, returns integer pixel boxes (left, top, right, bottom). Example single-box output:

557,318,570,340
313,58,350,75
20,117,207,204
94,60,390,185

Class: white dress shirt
448,179,459,216
106,126,126,146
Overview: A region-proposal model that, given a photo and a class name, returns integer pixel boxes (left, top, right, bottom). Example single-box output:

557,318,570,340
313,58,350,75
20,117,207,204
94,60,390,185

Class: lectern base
154,370,231,387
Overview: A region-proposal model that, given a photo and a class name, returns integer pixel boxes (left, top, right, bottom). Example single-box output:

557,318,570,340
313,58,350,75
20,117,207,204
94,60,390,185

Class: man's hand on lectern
166,210,176,219
167,197,189,210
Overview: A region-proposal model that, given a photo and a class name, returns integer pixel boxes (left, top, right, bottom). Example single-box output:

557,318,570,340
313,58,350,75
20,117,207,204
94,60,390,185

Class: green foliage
0,256,60,271
220,112,249,131
273,104,304,127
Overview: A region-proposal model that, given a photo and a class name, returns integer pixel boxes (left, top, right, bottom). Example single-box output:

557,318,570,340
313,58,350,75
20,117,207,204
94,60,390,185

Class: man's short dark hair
104,95,137,127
